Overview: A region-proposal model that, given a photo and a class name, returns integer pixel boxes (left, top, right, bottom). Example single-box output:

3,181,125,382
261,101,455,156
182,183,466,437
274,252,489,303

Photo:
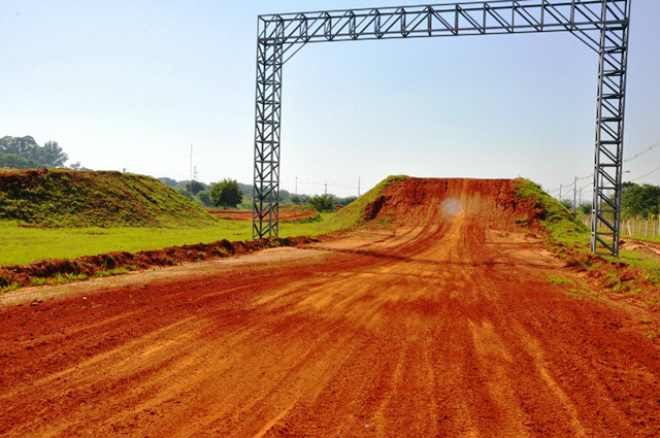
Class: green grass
546,275,599,301
547,275,575,286
0,222,245,266
620,217,660,243
95,267,133,278
0,215,336,267
0,282,21,292
566,285,599,301
619,249,660,287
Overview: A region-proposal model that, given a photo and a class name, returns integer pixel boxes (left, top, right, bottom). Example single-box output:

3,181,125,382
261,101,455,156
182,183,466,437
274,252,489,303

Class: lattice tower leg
591,0,630,256
252,31,283,239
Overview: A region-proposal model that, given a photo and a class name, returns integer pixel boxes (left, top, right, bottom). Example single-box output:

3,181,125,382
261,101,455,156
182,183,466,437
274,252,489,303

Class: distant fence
583,217,660,241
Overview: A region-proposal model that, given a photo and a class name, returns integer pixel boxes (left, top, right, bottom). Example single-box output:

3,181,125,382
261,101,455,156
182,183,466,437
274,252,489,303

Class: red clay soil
208,209,317,222
0,236,319,288
2,178,660,437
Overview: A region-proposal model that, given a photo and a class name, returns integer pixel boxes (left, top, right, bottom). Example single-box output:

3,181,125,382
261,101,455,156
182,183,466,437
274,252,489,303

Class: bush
579,203,592,215
210,179,243,209
309,194,335,212
197,190,212,207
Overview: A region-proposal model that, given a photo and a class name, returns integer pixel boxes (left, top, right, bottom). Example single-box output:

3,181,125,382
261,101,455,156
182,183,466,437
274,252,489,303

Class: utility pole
295,177,298,195
189,143,193,182
358,177,361,197
559,185,562,203
573,176,578,214
579,187,583,208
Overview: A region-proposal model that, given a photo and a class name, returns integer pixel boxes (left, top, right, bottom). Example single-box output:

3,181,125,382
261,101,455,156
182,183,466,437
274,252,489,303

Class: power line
550,140,660,196
580,181,593,190
287,177,357,189
630,165,660,183
624,141,660,164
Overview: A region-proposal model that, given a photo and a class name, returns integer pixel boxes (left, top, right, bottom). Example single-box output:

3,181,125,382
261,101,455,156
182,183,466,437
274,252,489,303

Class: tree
38,141,68,167
0,153,44,169
0,136,39,157
579,203,592,216
186,180,206,195
0,136,68,168
309,194,335,212
622,183,660,218
197,190,212,207
158,177,178,188
279,189,291,203
176,188,194,200
210,179,243,209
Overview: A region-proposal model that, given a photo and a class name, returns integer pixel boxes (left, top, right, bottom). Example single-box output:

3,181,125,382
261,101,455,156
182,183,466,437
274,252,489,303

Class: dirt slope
0,169,215,227
1,178,660,437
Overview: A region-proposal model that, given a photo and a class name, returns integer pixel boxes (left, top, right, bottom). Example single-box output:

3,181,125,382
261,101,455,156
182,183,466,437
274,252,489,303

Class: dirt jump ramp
1,178,659,438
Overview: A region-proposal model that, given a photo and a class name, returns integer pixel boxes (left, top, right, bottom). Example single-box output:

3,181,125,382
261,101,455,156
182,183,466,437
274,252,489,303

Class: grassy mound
514,178,589,248
318,175,408,233
0,169,217,228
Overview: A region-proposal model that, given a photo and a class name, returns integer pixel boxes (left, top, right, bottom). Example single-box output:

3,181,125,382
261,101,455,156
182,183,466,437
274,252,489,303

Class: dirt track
2,178,660,437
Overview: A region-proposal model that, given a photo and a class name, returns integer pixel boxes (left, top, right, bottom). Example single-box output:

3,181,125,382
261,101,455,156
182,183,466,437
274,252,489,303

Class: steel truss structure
252,0,631,256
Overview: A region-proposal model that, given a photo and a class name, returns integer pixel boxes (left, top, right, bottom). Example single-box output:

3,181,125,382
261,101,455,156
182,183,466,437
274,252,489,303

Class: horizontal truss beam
258,0,627,50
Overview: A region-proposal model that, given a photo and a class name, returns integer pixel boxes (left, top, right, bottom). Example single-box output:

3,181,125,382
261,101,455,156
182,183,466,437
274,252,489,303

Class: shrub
309,194,335,212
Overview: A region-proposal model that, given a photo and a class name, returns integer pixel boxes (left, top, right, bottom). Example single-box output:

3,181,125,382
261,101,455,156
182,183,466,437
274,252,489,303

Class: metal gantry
252,0,631,256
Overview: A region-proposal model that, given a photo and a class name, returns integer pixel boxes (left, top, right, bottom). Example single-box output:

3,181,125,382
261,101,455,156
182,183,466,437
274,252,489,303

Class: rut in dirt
1,178,659,438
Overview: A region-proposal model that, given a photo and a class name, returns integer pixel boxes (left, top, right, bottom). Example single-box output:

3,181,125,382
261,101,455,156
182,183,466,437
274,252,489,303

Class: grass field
0,214,338,267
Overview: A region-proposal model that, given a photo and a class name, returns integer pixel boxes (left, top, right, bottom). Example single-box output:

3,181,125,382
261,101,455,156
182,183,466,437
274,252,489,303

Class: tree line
560,182,660,219
292,194,357,212
159,177,358,211
0,136,69,169
622,182,660,218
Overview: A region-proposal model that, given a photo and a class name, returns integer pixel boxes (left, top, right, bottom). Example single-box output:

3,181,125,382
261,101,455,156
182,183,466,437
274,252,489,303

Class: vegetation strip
0,236,319,292
515,178,660,305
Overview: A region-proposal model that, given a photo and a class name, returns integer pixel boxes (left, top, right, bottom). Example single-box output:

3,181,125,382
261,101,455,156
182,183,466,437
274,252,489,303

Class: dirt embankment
362,177,541,229
1,178,660,438
0,236,319,289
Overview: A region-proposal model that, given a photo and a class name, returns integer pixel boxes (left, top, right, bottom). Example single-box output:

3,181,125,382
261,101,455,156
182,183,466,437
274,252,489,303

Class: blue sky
1,1,658,199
